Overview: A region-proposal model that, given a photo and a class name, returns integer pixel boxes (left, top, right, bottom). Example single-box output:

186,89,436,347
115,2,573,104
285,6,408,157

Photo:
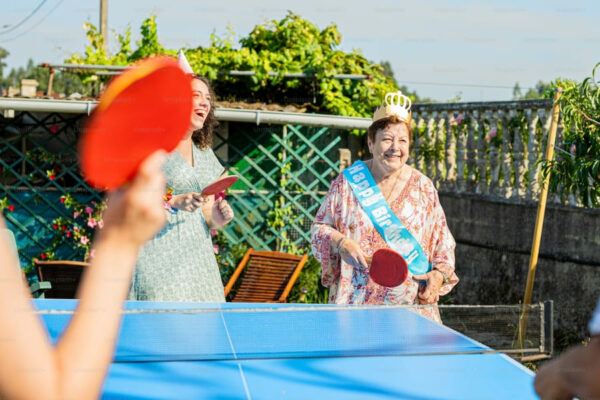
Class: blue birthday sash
342,160,431,275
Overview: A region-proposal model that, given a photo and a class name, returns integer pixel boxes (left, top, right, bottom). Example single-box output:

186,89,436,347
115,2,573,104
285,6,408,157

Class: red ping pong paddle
369,248,409,287
201,176,239,196
80,56,193,189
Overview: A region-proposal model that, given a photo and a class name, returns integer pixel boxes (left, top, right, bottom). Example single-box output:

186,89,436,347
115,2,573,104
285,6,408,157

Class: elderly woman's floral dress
128,146,225,302
311,167,458,323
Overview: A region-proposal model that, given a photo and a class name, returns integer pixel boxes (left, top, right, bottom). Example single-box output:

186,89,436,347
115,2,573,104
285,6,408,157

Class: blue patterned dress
128,146,225,302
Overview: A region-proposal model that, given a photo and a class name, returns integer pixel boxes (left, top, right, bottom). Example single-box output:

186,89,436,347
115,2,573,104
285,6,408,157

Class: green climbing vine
66,12,399,122
542,64,600,207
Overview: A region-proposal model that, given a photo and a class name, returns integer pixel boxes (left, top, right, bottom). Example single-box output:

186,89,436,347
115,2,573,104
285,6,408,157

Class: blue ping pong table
35,299,536,399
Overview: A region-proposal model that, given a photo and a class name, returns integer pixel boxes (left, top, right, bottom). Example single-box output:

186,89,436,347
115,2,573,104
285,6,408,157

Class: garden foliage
544,64,600,207
66,13,399,119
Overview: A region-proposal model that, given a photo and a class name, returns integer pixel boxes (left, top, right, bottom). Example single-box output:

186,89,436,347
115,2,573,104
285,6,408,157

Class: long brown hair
191,74,218,149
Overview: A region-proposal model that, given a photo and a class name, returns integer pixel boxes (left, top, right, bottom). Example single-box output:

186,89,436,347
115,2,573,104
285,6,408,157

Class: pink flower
97,219,104,229
87,218,97,228
85,206,93,215
451,113,465,126
73,211,80,218
213,244,219,254
73,226,79,232
485,127,498,143
80,236,89,245
210,229,218,237
89,249,96,259
570,144,576,155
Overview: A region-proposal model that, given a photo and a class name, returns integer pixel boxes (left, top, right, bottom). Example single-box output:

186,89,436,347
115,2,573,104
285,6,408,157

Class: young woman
128,59,234,302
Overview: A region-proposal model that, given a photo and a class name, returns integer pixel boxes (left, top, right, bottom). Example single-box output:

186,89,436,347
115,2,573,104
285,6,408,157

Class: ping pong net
438,301,553,362
37,301,552,363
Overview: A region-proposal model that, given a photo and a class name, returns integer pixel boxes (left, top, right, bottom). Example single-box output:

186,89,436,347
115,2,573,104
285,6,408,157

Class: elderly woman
311,91,458,322
128,52,234,302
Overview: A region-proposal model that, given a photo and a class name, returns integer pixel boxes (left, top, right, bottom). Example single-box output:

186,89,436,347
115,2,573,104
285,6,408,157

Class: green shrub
66,12,400,124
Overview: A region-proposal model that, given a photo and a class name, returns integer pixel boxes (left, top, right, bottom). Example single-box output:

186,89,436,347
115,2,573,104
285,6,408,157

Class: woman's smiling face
189,78,211,131
368,122,410,175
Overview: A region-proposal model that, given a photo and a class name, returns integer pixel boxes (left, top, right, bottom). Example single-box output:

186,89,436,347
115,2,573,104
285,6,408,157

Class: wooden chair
33,259,89,299
224,249,308,303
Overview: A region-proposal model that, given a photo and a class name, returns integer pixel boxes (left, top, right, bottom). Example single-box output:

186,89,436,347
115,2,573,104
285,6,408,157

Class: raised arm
0,151,167,400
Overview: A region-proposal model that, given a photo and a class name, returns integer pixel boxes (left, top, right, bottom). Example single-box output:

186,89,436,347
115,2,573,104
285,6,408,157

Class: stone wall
440,192,600,345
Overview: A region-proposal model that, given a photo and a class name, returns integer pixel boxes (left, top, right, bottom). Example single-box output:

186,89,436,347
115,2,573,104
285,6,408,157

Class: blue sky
0,0,598,101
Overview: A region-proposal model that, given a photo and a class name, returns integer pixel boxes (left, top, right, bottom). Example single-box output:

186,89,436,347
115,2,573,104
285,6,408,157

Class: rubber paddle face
201,176,239,196
80,57,193,189
370,248,409,287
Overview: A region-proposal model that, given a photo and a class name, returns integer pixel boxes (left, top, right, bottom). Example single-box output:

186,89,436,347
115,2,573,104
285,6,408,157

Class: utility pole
100,0,108,52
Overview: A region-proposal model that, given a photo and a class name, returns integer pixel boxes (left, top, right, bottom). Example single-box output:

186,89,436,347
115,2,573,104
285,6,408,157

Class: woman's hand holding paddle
102,151,168,245
338,237,368,270
195,175,237,227
210,198,234,228
169,192,208,212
